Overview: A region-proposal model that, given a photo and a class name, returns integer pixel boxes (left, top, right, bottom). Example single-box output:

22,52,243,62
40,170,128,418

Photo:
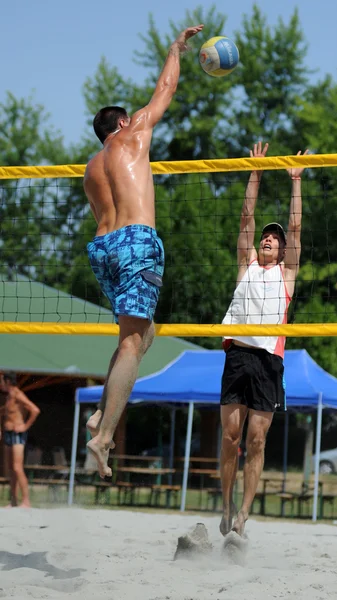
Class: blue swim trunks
87,225,164,322
4,431,28,446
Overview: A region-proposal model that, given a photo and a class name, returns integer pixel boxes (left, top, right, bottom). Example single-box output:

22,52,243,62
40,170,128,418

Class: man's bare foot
19,502,31,508
86,411,114,449
219,502,237,536
232,510,248,537
86,438,114,479
86,410,102,438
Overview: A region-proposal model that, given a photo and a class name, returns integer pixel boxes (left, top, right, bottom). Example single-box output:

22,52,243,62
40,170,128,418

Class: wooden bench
150,484,181,508
29,478,69,502
0,477,9,500
204,487,222,511
251,480,287,516
116,481,139,505
91,481,116,504
320,493,337,518
276,491,297,516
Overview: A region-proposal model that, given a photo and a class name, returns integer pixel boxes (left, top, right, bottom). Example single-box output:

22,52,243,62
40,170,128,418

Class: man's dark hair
3,372,17,385
93,106,128,144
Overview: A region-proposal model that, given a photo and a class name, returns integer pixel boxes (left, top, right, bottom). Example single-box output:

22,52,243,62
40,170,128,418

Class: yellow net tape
0,323,337,337
1,153,337,179
1,154,337,336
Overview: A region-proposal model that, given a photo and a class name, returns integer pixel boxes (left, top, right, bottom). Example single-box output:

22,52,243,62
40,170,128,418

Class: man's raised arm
237,142,269,272
284,149,309,279
135,24,204,129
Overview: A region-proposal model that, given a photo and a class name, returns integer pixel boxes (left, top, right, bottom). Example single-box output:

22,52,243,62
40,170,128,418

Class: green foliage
154,174,239,331
295,76,337,153
287,261,337,375
0,93,68,279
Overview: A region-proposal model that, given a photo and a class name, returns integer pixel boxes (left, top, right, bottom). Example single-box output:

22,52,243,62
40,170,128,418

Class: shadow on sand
0,551,84,580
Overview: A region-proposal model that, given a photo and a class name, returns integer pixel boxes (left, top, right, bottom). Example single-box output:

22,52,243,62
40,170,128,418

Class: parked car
312,448,337,474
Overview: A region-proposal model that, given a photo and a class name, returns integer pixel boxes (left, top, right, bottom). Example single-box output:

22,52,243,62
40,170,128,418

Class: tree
0,93,95,300
0,92,68,280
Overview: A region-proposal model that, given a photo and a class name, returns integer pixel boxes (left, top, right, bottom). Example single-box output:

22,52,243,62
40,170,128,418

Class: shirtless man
0,372,40,507
84,24,204,478
220,142,308,538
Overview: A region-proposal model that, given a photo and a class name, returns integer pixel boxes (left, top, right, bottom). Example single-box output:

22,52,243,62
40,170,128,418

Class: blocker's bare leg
232,409,273,536
219,404,248,536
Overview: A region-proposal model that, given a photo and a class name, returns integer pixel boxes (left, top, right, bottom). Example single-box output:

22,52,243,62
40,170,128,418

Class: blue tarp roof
76,349,337,409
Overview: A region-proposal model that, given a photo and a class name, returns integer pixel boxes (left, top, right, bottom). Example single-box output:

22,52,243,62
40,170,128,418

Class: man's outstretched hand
175,24,204,52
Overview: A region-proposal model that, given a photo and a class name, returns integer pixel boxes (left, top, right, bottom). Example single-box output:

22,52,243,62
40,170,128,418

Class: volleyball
199,36,239,77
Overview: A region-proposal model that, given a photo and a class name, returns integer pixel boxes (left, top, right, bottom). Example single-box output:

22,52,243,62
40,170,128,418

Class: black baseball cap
261,222,287,245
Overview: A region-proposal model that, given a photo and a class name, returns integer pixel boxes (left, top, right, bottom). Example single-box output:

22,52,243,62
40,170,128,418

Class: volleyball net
1,153,337,338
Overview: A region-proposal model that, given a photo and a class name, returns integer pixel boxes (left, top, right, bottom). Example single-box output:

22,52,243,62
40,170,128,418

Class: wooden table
116,467,177,508
208,473,328,518
117,467,175,475
117,466,176,486
113,454,164,463
25,464,70,479
24,464,70,502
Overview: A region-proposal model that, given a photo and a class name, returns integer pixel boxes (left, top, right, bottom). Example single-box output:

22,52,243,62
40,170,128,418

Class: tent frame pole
282,411,289,486
180,402,194,512
168,407,176,485
68,395,80,506
281,410,289,516
312,393,323,522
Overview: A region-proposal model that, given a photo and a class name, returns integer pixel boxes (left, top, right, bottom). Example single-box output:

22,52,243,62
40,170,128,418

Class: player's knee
222,428,241,450
246,435,266,456
12,462,24,475
119,334,146,360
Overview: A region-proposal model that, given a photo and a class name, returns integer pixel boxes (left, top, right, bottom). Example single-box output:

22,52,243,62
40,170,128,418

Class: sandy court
0,507,337,600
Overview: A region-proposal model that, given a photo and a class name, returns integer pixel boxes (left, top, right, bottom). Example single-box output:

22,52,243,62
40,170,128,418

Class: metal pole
312,393,323,522
169,407,176,485
180,402,194,512
68,398,80,506
282,411,289,492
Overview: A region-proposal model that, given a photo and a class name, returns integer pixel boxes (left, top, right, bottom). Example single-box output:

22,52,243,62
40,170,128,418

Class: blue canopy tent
69,349,337,519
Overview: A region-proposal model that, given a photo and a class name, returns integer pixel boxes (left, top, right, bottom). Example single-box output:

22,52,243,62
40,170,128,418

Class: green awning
0,276,201,377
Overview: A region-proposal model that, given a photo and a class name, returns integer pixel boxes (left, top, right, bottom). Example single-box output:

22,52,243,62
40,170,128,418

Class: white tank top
222,260,291,358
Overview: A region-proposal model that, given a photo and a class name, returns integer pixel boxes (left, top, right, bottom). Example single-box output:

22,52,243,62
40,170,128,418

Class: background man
0,372,40,507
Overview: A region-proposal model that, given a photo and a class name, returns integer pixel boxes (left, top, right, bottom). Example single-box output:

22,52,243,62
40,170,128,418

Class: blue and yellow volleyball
199,36,239,77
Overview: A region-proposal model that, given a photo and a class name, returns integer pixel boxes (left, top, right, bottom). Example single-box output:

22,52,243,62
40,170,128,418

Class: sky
1,0,336,147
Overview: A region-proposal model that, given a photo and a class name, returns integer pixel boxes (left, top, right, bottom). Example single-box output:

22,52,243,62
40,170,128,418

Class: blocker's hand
175,24,204,52
249,141,269,159
286,149,310,179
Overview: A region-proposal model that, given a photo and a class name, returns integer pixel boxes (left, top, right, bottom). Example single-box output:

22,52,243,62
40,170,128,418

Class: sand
0,507,336,599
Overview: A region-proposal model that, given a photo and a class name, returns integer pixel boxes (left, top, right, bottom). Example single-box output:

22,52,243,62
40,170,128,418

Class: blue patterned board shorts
4,431,28,446
87,225,165,323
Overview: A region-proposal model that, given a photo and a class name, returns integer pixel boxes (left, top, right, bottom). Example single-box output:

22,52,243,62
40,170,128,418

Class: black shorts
220,344,286,412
